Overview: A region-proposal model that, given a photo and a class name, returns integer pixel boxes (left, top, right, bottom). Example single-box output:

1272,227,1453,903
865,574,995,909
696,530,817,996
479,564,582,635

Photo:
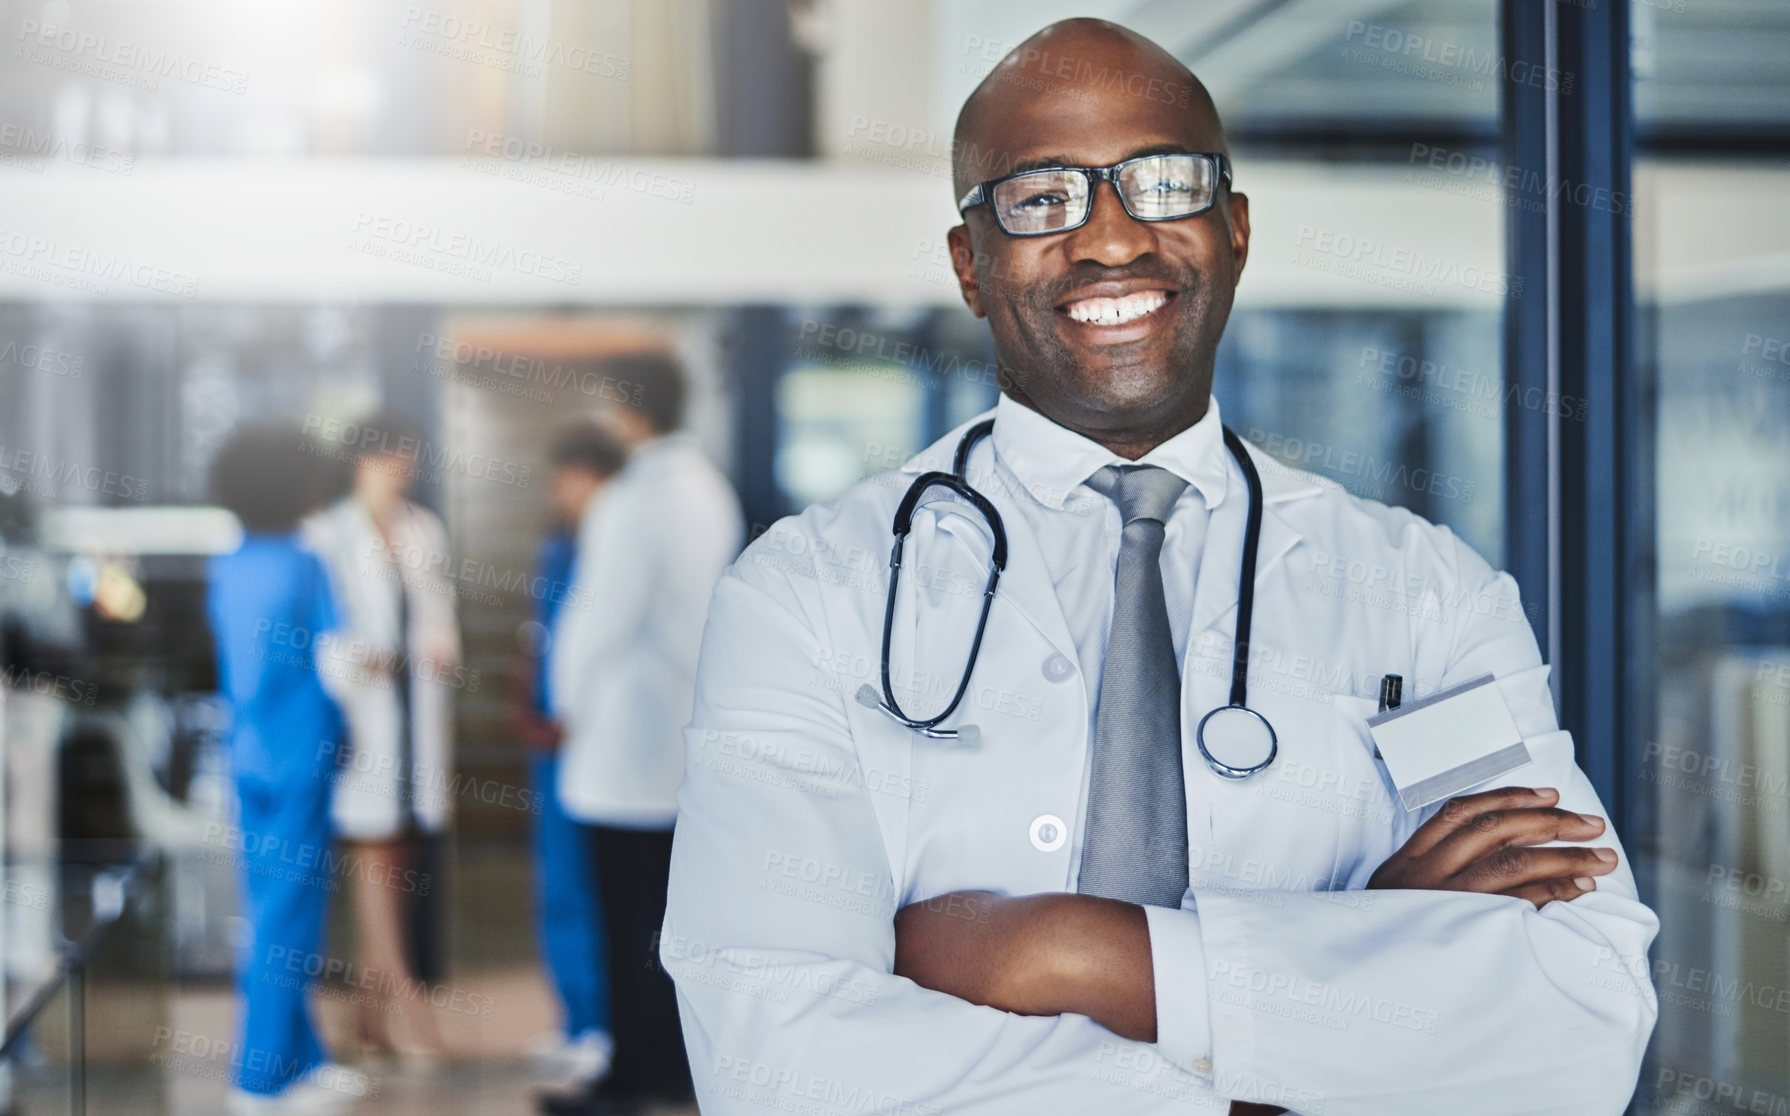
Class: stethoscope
856,417,1279,780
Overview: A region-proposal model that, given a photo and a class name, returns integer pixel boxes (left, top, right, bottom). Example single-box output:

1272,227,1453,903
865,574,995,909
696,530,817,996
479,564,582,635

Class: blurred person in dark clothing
540,354,742,1115
207,425,367,1114
511,423,628,1089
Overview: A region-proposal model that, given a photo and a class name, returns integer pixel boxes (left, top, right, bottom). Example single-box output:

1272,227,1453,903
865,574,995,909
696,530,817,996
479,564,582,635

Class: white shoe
561,1030,613,1084
307,1063,373,1099
533,1030,613,1084
526,1030,570,1063
226,1063,368,1113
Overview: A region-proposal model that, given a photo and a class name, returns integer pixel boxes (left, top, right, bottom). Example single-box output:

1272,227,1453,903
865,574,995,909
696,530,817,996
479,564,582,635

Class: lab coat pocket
1326,693,1411,890
1202,690,1350,894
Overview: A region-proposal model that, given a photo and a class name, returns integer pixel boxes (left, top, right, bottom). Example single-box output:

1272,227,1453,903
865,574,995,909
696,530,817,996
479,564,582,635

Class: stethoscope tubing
877,421,1006,732
1220,425,1265,712
877,416,1274,775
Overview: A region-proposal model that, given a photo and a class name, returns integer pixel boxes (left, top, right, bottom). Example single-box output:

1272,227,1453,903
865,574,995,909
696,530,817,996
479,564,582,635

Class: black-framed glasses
957,152,1231,237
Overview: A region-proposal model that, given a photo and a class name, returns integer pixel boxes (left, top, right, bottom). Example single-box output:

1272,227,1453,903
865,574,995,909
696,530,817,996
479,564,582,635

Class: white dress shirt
986,391,1239,1061
989,391,1225,850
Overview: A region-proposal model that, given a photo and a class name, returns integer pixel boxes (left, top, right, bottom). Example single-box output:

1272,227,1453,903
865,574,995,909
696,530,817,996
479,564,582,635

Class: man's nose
1063,179,1153,267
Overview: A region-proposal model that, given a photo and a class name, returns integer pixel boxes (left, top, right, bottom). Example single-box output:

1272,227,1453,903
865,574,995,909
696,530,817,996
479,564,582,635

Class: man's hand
1368,786,1618,908
506,654,563,750
519,716,563,751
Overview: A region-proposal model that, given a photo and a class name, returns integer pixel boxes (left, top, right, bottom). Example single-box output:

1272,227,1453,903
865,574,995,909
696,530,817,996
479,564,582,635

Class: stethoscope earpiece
855,683,981,745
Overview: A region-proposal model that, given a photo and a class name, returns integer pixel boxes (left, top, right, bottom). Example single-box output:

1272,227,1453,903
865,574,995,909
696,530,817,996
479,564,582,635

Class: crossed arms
892,787,1620,1114
663,546,1660,1115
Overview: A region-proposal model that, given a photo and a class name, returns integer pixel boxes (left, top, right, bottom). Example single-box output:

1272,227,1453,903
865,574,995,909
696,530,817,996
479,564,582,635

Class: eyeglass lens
989,154,1217,234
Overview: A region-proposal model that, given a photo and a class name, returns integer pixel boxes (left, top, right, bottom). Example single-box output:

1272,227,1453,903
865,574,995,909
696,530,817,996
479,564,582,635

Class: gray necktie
1077,464,1191,908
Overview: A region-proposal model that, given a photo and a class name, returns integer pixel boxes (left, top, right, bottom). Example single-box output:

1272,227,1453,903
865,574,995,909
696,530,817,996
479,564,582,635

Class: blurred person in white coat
305,410,460,1060
660,20,1657,1116
544,353,743,1115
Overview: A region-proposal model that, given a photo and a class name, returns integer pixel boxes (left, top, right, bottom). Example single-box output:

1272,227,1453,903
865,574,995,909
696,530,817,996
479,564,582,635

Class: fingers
1398,787,1561,859
1424,806,1608,879
1451,844,1619,894
1503,875,1597,909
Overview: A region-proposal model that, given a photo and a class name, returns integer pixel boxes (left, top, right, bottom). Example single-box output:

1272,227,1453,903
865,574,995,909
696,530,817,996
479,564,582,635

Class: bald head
952,18,1227,203
939,17,1251,459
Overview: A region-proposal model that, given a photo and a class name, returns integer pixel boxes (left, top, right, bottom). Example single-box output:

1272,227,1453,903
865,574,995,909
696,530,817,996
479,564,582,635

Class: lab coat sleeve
409,506,460,668
663,552,1232,1115
306,549,340,641
302,510,381,702
548,484,648,722
1154,537,1659,1114
1141,902,1213,1074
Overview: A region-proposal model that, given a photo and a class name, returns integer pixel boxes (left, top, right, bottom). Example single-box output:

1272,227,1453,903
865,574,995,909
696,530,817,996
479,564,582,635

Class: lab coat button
1192,1057,1212,1076
1029,814,1067,852
1041,653,1075,682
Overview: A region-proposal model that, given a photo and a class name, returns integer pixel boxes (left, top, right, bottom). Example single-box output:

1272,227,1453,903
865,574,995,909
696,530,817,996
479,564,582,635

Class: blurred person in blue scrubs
207,426,368,1115
510,423,629,1087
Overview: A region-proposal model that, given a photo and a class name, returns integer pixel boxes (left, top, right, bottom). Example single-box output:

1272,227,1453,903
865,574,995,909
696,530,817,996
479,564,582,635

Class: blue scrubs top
206,533,345,787
533,531,578,714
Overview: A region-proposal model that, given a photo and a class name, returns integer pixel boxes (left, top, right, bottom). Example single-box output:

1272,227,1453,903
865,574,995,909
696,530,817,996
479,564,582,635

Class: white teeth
1064,290,1169,326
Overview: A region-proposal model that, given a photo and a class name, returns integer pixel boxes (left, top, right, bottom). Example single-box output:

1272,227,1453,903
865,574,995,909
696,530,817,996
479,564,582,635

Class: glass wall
775,0,1509,562
1197,0,1505,565
20,0,1772,1111
1628,0,1790,1110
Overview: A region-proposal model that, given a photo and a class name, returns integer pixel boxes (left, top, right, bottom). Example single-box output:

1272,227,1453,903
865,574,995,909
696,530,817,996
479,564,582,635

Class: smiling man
661,18,1657,1116
943,33,1239,462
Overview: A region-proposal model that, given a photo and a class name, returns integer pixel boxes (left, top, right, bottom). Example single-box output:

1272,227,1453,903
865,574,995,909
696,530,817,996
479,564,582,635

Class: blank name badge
1366,674,1533,812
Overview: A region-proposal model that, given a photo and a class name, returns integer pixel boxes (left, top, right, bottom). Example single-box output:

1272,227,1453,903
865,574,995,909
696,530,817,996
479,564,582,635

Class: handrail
0,853,155,1059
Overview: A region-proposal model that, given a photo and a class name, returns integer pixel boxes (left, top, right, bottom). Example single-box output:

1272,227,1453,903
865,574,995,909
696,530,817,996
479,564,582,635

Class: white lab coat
661,410,1659,1115
304,497,460,838
552,432,743,828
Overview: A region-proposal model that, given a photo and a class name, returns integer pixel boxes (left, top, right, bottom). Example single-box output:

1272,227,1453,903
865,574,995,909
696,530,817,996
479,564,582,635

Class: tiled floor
10,843,698,1115
66,1056,698,1116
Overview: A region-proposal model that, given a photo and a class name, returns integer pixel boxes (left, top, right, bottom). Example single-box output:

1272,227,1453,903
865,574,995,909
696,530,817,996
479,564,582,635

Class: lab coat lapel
897,415,1079,664
985,487,1079,662
1186,443,1319,653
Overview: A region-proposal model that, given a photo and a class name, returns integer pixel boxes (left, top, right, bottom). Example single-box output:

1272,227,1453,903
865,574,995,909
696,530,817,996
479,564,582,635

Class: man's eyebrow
1006,144,1196,175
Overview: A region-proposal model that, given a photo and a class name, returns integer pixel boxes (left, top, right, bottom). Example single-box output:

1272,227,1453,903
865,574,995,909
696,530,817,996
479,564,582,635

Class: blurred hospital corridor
13,848,695,1115
3,0,1789,1113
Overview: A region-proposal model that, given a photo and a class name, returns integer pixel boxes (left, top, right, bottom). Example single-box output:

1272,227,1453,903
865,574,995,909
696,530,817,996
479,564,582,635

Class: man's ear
1225,190,1251,283
946,224,985,318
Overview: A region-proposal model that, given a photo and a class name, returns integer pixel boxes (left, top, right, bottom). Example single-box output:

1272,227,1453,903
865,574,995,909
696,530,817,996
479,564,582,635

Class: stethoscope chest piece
1195,703,1278,779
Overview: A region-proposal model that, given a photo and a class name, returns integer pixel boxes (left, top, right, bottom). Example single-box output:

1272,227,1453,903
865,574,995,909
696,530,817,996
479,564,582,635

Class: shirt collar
625,430,696,469
989,392,1230,512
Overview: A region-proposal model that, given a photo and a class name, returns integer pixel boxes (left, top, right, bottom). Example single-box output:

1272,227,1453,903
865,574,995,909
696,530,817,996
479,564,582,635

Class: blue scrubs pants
529,752,611,1039
232,775,334,1096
